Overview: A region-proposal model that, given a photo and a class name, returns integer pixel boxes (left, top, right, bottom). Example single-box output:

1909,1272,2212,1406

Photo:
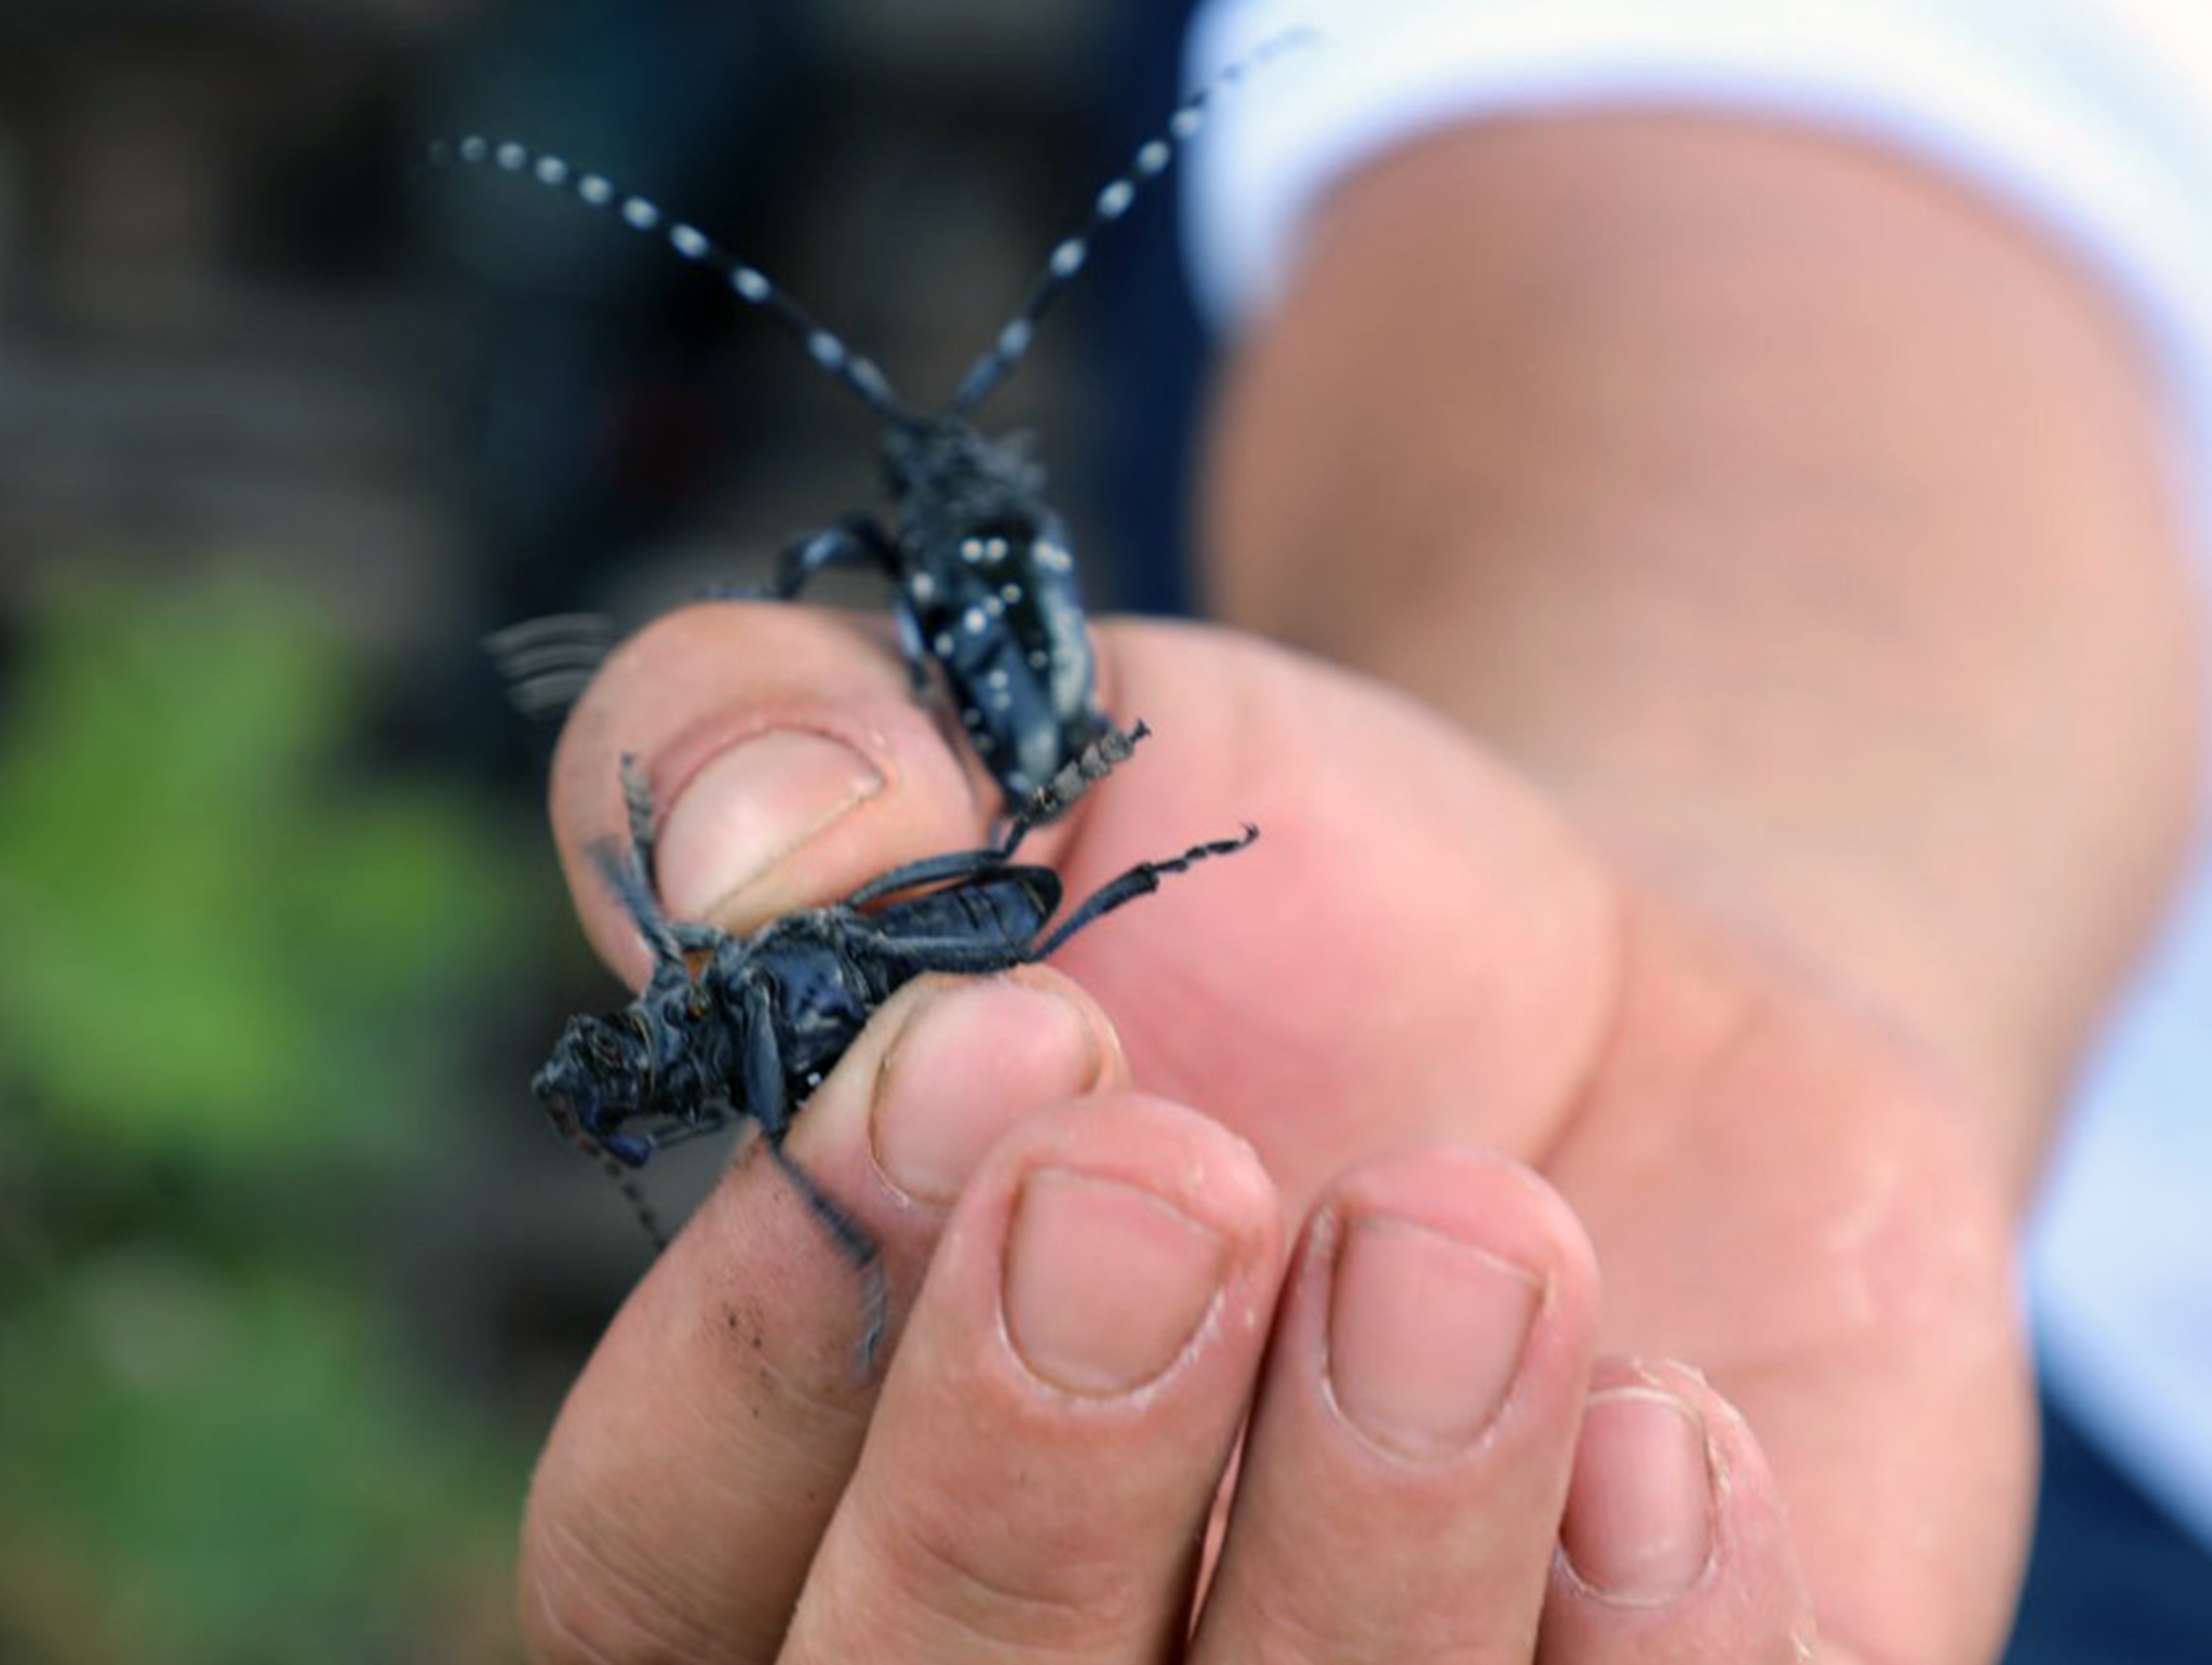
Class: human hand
516,603,2030,1664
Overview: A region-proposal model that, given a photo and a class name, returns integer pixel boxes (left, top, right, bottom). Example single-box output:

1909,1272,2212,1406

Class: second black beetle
450,35,1307,810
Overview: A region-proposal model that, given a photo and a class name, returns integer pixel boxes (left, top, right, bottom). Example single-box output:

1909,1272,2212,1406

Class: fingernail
870,981,1102,1203
1003,1169,1227,1395
1560,1386,1716,1604
654,731,885,919
1325,1213,1542,1461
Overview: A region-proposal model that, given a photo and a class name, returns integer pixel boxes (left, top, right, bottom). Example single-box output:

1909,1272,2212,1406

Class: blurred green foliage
0,1265,521,1665
0,573,535,1163
0,569,558,1664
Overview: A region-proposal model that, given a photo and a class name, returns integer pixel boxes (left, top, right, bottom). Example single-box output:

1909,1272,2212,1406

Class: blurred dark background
0,1,1207,1658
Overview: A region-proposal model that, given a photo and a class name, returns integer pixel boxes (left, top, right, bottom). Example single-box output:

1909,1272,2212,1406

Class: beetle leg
771,515,900,598
698,514,900,605
842,845,1009,909
608,756,723,953
997,719,1150,857
733,979,792,1143
766,1139,887,1374
1032,824,1260,959
891,603,934,699
734,979,887,1371
588,835,687,972
619,752,661,893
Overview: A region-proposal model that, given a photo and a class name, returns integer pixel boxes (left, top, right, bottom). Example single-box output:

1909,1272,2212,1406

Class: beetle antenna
428,136,919,425
947,28,1316,415
543,1099,671,1248
598,1156,668,1249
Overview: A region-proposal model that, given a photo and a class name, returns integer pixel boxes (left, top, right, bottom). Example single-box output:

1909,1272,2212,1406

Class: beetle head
533,1013,654,1159
884,416,1043,516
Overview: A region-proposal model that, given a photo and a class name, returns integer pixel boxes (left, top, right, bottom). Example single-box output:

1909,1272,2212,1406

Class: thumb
549,603,992,982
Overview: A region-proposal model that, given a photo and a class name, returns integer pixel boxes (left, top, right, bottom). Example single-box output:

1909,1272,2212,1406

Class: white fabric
1186,0,2212,1548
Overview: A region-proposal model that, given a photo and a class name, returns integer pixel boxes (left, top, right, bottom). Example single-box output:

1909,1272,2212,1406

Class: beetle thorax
882,417,1044,542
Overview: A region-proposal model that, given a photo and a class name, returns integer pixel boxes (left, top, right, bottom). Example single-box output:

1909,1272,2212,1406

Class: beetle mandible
534,722,1257,1363
445,33,1310,810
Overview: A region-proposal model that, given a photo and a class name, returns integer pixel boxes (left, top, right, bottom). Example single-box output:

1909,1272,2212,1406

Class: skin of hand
512,117,2203,1665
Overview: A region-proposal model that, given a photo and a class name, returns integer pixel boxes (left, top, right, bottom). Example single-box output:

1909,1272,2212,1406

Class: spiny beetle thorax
881,417,1047,540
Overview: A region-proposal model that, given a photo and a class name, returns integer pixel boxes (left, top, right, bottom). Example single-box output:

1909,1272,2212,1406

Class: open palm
520,605,2031,1665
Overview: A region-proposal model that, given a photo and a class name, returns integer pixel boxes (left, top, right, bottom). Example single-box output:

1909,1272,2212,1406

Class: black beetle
535,722,1256,1362
448,33,1309,809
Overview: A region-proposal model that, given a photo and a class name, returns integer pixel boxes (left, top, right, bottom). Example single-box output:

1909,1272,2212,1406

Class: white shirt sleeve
1184,0,2212,477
